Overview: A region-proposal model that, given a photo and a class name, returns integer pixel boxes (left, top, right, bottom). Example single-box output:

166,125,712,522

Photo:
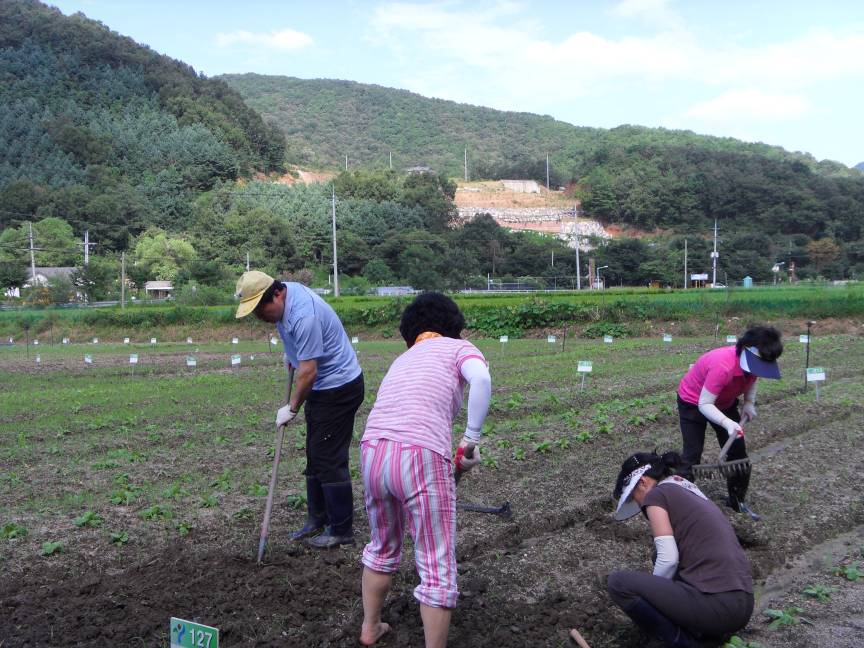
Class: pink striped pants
360,439,459,609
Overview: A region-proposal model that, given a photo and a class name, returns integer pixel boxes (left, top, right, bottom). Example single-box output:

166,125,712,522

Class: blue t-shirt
276,282,361,391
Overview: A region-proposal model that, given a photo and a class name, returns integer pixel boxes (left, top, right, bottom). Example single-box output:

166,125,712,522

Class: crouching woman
606,451,754,648
358,292,492,648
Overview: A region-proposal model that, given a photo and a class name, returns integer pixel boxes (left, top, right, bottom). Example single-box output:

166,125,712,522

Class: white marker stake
186,356,197,368
35,354,41,366
270,336,279,346
33,339,39,346
123,337,130,345
726,335,736,344
129,353,138,376
151,337,157,346
92,337,98,344
806,367,826,401
604,335,614,344
187,337,193,345
799,334,809,344
62,337,69,345
351,336,359,345
232,337,239,345
547,335,557,344
231,354,241,368
663,334,672,343
577,360,593,391
84,354,93,365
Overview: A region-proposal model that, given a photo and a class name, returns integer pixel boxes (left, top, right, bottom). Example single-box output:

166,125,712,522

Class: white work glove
741,401,757,424
722,418,744,438
455,439,481,471
276,404,298,427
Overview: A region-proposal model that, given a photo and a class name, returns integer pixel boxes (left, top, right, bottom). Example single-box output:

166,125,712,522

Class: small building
25,266,76,288
375,286,415,297
144,280,173,299
406,166,433,175
742,276,754,288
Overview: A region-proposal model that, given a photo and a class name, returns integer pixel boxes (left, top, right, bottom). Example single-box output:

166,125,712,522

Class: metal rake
692,429,751,479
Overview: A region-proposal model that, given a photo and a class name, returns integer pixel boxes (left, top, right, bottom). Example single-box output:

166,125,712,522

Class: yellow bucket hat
234,271,275,318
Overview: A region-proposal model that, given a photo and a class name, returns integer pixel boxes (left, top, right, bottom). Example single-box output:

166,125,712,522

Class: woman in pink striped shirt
358,292,492,648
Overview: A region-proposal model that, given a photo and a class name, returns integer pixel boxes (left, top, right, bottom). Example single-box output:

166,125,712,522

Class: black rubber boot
727,470,759,521
622,597,696,648
306,481,355,548
290,476,327,541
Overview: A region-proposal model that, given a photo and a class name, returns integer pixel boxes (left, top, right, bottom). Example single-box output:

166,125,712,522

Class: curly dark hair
613,450,684,499
399,292,465,347
735,325,783,361
254,280,284,309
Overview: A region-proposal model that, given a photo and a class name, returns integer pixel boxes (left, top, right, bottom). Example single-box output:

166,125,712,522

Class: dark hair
255,280,283,310
735,325,783,361
399,292,465,347
613,450,684,499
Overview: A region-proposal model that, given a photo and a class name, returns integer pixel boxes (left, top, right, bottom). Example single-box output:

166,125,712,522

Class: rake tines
691,429,752,480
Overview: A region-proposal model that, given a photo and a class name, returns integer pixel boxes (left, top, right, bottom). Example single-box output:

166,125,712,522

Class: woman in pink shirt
677,326,783,521
358,292,492,648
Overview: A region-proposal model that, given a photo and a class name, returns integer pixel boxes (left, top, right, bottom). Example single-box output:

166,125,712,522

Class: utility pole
331,187,340,297
79,230,96,266
121,252,126,310
683,238,688,289
572,205,581,290
246,251,250,271
546,154,550,191
389,151,392,170
464,148,468,182
711,219,719,287
28,222,37,284
345,155,348,171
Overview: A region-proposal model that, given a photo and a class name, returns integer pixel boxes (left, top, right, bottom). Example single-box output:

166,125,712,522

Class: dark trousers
303,373,364,485
608,570,753,638
677,395,750,502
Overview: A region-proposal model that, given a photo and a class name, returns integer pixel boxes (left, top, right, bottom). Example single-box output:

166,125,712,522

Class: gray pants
608,570,753,638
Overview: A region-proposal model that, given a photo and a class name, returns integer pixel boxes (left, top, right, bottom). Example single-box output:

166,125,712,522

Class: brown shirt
644,482,753,594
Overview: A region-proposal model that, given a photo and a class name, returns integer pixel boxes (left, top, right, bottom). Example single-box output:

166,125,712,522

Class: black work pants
608,570,753,638
303,373,364,485
677,395,750,502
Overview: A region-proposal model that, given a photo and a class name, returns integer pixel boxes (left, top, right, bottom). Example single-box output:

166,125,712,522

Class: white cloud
610,0,682,30
683,89,812,122
215,28,313,51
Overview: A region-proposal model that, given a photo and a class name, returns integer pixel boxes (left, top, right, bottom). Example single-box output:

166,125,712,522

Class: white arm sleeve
460,357,491,443
743,381,757,404
697,386,731,427
653,535,679,579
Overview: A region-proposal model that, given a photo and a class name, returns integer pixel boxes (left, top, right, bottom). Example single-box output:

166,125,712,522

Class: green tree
362,258,395,285
0,260,28,290
132,229,196,282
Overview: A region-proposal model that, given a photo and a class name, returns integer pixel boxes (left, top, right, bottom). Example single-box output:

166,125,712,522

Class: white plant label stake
84,354,93,365
33,339,39,346
187,337,193,344
577,360,593,391
547,335,556,344
123,337,130,344
62,338,69,345
604,335,614,344
35,354,41,365
351,336,359,345
186,356,197,368
799,334,809,344
129,353,138,376
663,334,672,343
726,335,737,344
231,354,241,367
806,367,826,401
232,337,239,345
151,337,157,346
92,337,98,344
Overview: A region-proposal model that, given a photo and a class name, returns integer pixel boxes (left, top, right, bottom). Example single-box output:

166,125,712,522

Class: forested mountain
856,162,864,171
0,0,286,244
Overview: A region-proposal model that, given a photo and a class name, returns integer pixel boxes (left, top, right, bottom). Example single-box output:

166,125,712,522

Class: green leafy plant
248,484,268,497
497,438,513,449
139,505,172,520
175,520,193,536
556,436,571,450
110,531,129,545
763,607,803,629
233,507,254,520
835,562,863,581
517,431,536,442
512,448,526,461
286,494,307,509
74,511,103,527
722,636,762,648
576,431,592,442
803,584,837,602
534,441,552,454
627,415,646,426
212,469,232,491
481,455,499,469
199,494,218,508
506,394,524,410
41,540,63,556
1,522,28,539
162,482,189,500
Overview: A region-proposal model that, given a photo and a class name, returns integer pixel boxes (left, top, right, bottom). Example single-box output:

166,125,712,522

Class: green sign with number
170,617,219,648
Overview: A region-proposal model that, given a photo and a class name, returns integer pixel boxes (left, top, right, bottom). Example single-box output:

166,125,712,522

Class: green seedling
175,520,193,536
659,404,675,415
646,412,658,422
349,466,361,480
596,424,612,435
835,562,862,581
248,484,268,497
481,455,499,469
109,487,139,506
110,531,129,545
41,541,63,556
162,482,189,500
517,431,536,442
763,607,803,629
199,494,218,508
266,446,276,458
139,505,171,520
74,511,103,527
627,415,646,426
1,522,28,539
481,421,497,437
286,494,307,509
215,435,229,445
534,441,552,454
576,431,592,442
233,507,254,521
506,394,524,410
512,448,526,461
212,469,232,491
556,437,571,450
802,584,837,602
722,636,761,648
497,438,513,449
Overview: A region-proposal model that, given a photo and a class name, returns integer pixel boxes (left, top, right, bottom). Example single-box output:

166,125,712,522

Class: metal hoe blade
456,501,513,519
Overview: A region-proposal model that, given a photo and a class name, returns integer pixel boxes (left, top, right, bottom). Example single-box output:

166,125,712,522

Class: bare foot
359,621,391,646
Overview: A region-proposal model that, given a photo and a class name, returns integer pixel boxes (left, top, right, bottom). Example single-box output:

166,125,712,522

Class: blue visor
740,346,781,379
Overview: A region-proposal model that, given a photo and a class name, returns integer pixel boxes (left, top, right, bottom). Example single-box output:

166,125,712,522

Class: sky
49,0,864,166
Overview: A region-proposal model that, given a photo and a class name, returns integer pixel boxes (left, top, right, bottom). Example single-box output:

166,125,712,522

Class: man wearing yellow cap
236,271,364,548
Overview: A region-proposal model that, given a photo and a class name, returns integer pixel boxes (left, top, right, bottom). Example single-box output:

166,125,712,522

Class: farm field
1,330,863,647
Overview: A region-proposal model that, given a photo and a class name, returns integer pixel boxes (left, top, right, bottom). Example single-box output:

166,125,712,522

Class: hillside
0,0,286,244
222,73,864,241
857,162,864,171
